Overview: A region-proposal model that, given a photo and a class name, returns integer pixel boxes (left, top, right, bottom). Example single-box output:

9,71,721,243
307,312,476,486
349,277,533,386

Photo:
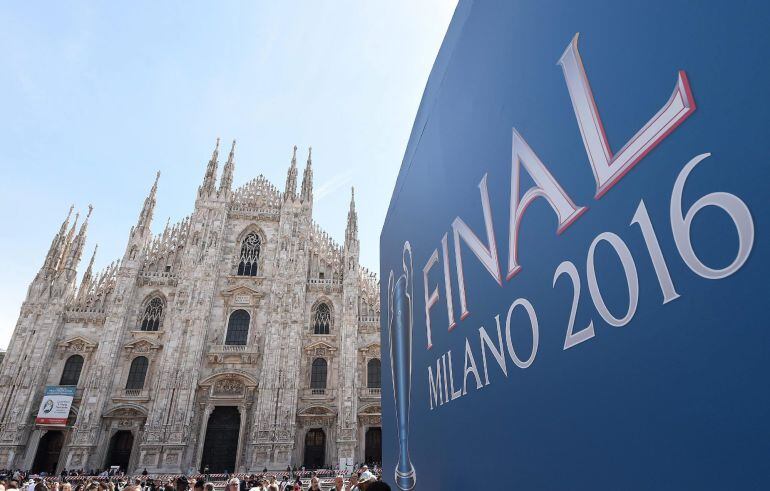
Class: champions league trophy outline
388,241,417,491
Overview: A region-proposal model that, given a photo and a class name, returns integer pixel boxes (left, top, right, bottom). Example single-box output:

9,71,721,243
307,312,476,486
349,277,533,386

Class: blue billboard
379,1,769,489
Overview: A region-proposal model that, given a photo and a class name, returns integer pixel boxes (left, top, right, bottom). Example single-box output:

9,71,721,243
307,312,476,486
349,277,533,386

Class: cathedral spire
284,145,298,200
42,205,74,273
136,172,159,234
78,243,98,300
300,146,313,203
124,172,159,263
219,139,236,196
199,137,220,197
64,205,92,272
58,211,80,272
59,205,75,240
85,243,98,278
161,217,172,244
345,186,358,244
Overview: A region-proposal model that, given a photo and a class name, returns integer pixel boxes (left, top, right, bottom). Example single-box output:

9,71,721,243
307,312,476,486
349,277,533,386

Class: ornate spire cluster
58,211,79,270
218,140,236,196
311,221,344,260
42,205,74,273
285,145,313,203
141,215,192,273
63,204,93,272
42,206,92,274
358,266,380,312
71,256,121,312
33,204,95,299
32,140,376,310
231,175,282,212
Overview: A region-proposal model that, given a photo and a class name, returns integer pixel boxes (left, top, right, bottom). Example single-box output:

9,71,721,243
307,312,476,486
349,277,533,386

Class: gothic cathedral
0,140,382,474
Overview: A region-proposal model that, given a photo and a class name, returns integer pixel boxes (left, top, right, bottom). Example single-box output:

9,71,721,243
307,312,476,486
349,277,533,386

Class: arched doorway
105,430,134,472
303,428,325,469
200,406,240,473
365,427,382,465
31,430,64,474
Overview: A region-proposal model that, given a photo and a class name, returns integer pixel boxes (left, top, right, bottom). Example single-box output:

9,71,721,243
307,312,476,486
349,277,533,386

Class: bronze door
200,406,241,473
303,428,326,469
31,430,64,474
365,427,382,466
105,430,134,472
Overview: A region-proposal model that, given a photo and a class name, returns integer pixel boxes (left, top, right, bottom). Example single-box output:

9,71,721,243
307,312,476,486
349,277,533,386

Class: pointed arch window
126,356,149,390
310,358,328,389
225,309,250,346
367,358,381,389
140,297,164,331
313,303,331,335
60,355,84,386
237,232,261,276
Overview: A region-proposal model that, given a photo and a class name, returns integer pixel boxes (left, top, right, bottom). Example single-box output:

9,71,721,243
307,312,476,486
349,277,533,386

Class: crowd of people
0,466,390,491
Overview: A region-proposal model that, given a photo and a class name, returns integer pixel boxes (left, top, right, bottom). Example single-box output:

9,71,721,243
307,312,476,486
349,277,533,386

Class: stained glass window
140,297,163,331
313,303,331,335
237,232,261,276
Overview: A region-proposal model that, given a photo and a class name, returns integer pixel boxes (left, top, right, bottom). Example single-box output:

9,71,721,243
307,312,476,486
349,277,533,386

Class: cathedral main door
31,430,64,474
105,430,134,472
303,428,326,469
200,406,241,473
364,427,382,465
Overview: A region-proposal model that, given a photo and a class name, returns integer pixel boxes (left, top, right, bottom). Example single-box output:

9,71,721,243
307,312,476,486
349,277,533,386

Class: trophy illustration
388,241,417,490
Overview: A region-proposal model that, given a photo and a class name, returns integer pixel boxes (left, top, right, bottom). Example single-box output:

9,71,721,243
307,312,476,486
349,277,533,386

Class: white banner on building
35,386,76,426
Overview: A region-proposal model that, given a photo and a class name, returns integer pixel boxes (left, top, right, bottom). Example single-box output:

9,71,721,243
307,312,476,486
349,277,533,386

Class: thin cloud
315,169,354,202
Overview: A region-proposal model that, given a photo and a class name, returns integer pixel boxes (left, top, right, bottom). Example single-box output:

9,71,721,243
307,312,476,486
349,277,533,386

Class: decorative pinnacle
290,145,298,171
346,186,358,242
57,205,75,236
149,171,160,199
88,244,98,265
229,139,236,159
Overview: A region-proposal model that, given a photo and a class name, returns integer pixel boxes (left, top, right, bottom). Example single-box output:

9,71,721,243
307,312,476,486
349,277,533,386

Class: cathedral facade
0,141,382,474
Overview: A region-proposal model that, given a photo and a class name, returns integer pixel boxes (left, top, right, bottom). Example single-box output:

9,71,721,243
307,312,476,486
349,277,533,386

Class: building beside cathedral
0,140,382,474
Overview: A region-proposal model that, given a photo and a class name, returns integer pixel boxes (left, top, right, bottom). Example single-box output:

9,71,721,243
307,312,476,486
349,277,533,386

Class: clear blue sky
0,1,457,348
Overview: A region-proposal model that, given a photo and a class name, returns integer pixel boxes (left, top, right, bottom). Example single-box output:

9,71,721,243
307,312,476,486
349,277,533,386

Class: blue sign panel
379,1,769,489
